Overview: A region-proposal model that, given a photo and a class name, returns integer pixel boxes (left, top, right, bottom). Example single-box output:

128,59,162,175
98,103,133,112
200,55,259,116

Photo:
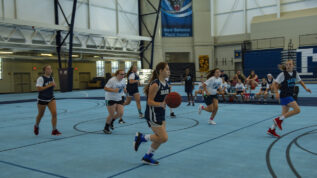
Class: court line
286,129,317,177
266,125,317,178
107,115,278,178
294,131,317,156
0,160,68,178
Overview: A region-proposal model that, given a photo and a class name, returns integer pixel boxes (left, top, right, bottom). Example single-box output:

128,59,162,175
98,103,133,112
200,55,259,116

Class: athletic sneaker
52,129,62,136
118,119,125,124
192,102,195,106
208,120,216,125
142,153,159,165
267,128,280,138
198,104,203,115
187,103,191,106
170,112,176,118
103,127,112,134
110,119,115,130
34,125,39,135
274,117,283,130
139,113,144,119
134,132,146,151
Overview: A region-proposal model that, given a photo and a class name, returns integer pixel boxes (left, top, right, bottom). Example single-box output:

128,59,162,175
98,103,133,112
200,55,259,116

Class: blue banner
161,0,192,37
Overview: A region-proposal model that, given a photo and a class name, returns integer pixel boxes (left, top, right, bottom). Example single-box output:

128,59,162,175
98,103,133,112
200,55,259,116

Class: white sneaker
208,120,216,125
198,104,203,115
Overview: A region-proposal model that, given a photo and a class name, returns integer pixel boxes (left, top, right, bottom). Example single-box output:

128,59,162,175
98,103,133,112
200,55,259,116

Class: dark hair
249,70,255,78
144,62,168,95
206,68,220,79
278,60,294,71
127,65,136,79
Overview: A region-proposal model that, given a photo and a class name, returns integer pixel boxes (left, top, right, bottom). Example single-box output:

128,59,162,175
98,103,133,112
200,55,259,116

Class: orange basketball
165,92,182,108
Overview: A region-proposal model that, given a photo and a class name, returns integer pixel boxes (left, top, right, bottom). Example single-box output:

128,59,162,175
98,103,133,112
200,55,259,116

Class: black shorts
261,88,266,91
185,86,193,93
105,100,124,106
38,98,55,105
145,106,165,127
236,91,244,95
203,95,218,106
127,88,139,96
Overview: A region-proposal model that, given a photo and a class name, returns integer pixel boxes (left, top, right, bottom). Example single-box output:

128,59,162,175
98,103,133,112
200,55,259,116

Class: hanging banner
199,55,209,72
161,0,192,37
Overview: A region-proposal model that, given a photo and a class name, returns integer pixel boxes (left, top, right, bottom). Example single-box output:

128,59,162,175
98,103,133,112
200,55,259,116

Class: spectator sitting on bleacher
256,78,269,101
234,79,245,102
218,77,229,102
231,75,239,86
235,70,246,84
246,70,259,90
267,73,274,92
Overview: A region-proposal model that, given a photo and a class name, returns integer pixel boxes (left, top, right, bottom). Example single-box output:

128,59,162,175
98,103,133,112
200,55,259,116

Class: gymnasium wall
141,0,213,79
251,8,317,49
0,59,120,93
243,46,317,81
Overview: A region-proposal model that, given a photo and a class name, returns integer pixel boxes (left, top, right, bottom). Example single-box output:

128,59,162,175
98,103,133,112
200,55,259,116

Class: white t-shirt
36,76,54,87
275,72,301,84
235,83,245,91
204,77,223,95
105,77,126,101
128,73,136,80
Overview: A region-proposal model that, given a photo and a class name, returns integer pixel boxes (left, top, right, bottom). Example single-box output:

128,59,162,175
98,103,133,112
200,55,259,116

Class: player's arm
299,81,311,93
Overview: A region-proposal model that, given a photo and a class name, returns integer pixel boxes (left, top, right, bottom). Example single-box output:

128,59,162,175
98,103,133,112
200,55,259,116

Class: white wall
0,0,139,36
211,0,317,36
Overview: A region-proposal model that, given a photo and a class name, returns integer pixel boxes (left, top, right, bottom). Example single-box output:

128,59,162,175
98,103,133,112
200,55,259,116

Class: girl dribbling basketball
134,62,170,165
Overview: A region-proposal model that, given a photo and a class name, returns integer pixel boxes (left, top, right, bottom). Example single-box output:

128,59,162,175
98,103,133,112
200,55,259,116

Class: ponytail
144,62,167,95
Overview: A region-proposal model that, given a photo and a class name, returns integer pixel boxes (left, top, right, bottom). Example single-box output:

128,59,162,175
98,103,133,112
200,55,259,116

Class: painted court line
107,115,277,178
0,160,68,178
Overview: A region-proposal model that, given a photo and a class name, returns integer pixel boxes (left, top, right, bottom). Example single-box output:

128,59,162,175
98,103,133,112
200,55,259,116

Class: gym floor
0,85,316,178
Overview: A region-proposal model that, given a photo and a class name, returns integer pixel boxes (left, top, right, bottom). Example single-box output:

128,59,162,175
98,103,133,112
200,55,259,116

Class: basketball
165,92,182,108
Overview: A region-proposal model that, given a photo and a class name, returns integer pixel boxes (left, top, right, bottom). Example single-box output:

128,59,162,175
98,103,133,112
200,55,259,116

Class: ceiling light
0,51,13,54
41,53,53,57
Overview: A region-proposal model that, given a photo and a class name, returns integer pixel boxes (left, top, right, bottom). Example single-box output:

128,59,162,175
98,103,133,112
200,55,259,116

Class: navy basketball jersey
280,71,296,98
38,76,54,101
145,79,170,121
127,72,139,90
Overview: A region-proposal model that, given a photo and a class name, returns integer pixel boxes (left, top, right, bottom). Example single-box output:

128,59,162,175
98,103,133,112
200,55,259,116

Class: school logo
168,0,185,11
296,47,317,78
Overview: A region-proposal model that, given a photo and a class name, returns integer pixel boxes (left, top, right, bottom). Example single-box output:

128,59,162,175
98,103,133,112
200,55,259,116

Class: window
137,61,142,70
125,61,132,73
111,61,119,74
96,60,105,77
0,58,2,80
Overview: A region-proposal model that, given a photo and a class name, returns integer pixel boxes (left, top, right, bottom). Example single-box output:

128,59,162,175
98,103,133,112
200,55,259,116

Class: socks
144,134,151,141
210,117,214,120
138,109,142,114
104,123,110,130
147,147,156,155
35,124,39,128
279,115,285,120
271,124,276,130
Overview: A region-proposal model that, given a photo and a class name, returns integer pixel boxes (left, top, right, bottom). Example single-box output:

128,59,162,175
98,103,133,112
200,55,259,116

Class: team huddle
33,59,311,165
